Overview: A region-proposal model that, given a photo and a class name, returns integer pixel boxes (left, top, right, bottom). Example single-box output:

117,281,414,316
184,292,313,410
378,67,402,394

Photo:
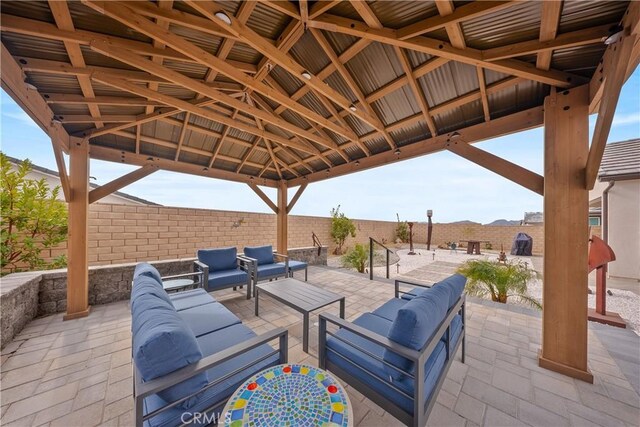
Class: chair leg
305,268,308,282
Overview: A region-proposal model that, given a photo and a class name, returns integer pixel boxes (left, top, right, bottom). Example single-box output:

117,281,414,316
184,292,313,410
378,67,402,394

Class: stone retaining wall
0,272,40,348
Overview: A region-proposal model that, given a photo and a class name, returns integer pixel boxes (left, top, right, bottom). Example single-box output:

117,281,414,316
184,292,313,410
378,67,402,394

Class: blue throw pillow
130,275,173,313
132,293,208,409
434,274,466,310
198,247,238,272
244,245,274,265
383,286,450,380
133,262,163,284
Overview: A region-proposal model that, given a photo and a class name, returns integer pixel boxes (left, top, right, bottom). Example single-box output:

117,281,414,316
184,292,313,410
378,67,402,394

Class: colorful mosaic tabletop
222,364,352,427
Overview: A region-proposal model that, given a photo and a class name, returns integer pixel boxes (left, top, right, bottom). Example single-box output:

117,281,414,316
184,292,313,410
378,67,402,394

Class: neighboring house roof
6,155,160,206
598,139,640,181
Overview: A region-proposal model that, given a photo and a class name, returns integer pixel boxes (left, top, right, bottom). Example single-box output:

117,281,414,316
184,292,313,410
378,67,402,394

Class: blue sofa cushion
134,262,163,284
169,289,214,312
178,302,241,338
131,275,174,312
326,313,448,414
198,247,238,272
286,260,307,271
132,293,208,409
143,323,279,427
434,274,466,310
207,269,248,290
400,286,430,301
256,263,286,278
244,245,274,265
371,298,407,322
383,286,450,380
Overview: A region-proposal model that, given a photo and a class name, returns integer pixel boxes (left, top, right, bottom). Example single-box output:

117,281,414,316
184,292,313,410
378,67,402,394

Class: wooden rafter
537,1,563,70
146,0,173,115
308,14,585,87
174,112,190,161
287,183,308,213
262,1,300,20
310,1,342,19
396,47,438,136
135,124,141,154
88,164,158,204
51,141,70,202
248,183,279,213
44,94,164,107
48,1,103,128
435,0,467,49
476,67,491,122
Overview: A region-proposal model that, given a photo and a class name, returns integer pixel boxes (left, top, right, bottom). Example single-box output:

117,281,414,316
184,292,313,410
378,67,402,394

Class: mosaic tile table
222,364,353,427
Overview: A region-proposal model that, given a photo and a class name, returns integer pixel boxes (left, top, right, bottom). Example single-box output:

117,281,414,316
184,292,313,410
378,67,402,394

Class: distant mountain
450,220,481,225
485,219,521,226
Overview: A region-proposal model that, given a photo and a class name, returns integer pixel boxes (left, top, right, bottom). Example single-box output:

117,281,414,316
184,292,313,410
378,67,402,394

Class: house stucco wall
607,180,640,280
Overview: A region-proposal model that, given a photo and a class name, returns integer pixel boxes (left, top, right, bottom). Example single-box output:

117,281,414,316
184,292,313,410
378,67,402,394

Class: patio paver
1,266,638,426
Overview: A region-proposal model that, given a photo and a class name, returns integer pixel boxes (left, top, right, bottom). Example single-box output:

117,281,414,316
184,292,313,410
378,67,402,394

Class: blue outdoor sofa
194,247,254,299
318,274,466,427
130,263,288,427
242,245,289,296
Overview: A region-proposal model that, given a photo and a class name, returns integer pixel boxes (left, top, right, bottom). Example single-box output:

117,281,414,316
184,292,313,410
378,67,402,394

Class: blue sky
2,70,638,224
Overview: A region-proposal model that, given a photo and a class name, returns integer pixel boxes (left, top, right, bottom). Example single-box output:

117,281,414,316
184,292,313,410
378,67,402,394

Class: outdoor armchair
242,245,289,296
194,247,253,299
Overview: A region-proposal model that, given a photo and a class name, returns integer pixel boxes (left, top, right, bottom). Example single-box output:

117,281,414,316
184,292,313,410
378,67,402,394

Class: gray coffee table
255,278,345,353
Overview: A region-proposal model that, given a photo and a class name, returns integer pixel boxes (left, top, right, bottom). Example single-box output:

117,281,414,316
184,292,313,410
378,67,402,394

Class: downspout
602,181,615,244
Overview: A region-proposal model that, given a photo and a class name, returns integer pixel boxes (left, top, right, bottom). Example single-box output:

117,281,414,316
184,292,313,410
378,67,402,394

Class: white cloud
1,110,40,129
612,112,640,126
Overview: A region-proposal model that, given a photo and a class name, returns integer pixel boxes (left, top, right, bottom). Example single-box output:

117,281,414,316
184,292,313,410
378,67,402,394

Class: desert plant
395,213,409,243
1,153,68,274
485,242,493,250
457,259,541,309
342,243,369,273
330,205,356,255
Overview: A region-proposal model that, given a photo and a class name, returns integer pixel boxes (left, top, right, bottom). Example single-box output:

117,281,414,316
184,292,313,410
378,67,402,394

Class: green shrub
342,243,369,273
330,205,356,255
1,153,68,274
395,213,409,243
457,259,541,309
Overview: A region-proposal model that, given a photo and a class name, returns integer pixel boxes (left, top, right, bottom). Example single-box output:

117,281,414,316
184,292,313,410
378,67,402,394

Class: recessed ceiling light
51,117,62,124
301,71,312,80
604,25,624,45
349,104,357,112
326,169,330,174
214,11,232,25
24,79,37,91
450,131,462,141
355,160,360,166
394,148,401,155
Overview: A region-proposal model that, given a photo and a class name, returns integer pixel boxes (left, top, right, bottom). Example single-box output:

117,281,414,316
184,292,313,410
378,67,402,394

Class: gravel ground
329,245,640,334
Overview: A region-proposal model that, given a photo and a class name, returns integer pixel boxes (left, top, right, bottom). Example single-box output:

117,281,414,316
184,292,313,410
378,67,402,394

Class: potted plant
457,259,541,309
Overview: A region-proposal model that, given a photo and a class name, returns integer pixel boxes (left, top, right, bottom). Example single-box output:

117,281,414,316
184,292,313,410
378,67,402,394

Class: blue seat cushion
384,286,450,380
131,275,173,313
256,263,286,278
207,269,248,290
142,324,279,427
371,298,407,322
132,293,208,409
178,302,241,338
326,313,448,415
434,274,466,310
287,260,307,271
244,245,274,265
400,286,430,301
198,247,238,272
169,289,215,312
134,263,163,284
448,314,463,348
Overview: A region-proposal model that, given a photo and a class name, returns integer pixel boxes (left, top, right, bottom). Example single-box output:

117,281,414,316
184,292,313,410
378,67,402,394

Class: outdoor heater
427,210,433,250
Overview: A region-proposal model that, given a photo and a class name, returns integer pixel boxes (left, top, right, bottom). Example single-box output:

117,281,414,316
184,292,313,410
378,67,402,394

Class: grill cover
511,233,533,256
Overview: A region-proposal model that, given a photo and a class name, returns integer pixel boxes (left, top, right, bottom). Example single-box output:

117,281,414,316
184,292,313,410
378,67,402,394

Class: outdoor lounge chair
194,247,254,299
283,260,308,281
318,274,466,427
243,245,289,295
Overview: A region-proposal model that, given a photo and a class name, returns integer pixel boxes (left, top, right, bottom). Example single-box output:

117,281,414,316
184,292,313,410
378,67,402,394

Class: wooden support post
277,181,288,255
538,85,593,383
65,137,90,321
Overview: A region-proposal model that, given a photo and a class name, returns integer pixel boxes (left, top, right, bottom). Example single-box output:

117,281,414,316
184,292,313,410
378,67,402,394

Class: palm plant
457,259,541,309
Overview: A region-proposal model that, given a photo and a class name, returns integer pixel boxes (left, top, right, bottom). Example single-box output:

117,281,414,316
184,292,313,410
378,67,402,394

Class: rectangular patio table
255,278,345,353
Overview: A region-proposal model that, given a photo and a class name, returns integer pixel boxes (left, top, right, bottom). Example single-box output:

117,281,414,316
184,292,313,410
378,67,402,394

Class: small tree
395,213,409,243
342,243,369,273
1,153,68,274
330,205,356,255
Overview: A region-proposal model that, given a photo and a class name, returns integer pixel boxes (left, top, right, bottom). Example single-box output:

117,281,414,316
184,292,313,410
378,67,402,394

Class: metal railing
369,237,391,280
312,231,322,256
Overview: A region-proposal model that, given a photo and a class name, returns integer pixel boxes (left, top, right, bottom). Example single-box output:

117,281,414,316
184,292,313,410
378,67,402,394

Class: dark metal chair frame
193,255,255,299
319,280,465,427
241,252,289,297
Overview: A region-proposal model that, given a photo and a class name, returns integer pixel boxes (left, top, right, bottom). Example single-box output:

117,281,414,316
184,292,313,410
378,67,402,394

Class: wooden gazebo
1,0,638,384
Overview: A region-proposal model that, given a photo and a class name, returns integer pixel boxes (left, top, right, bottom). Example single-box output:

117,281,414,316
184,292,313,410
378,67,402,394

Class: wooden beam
248,183,278,213
539,85,593,383
262,1,300,20
484,24,611,61
288,106,544,186
300,0,309,28
0,44,70,152
82,1,356,142
446,140,544,195
44,94,164,107
277,181,288,254
88,165,158,204
287,183,308,213
585,33,637,190
145,0,173,115
65,137,90,320
435,0,467,49
309,1,342,19
399,1,515,41
476,67,491,122
59,115,138,123
174,113,190,161
536,0,563,70
309,14,585,87
48,0,103,128
396,47,438,136
51,141,70,202
135,124,141,154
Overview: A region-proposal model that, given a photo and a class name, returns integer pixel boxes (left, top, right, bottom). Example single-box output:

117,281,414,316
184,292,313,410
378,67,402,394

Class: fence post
369,237,373,281
386,249,390,279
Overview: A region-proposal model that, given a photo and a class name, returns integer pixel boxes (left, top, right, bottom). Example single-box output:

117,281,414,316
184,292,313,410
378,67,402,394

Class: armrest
193,261,209,288
135,327,288,400
394,278,432,298
160,271,203,281
237,255,256,274
272,252,288,261
319,313,419,361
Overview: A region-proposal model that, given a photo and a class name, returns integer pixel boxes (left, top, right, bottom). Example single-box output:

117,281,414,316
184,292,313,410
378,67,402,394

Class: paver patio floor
1,266,638,426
